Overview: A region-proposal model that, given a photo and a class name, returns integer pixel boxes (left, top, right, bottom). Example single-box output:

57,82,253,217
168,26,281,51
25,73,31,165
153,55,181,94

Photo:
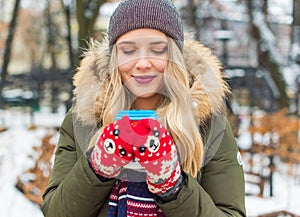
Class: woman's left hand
131,119,181,194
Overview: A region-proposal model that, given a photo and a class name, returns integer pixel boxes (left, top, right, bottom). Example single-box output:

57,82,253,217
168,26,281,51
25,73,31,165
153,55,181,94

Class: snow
246,173,300,216
0,185,43,217
0,107,64,217
0,107,300,217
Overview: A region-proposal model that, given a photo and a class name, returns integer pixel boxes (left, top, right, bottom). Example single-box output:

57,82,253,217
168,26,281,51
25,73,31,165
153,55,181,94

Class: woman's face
116,28,168,99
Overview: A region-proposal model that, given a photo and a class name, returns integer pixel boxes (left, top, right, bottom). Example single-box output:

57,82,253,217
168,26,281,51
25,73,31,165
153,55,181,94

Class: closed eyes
117,41,168,56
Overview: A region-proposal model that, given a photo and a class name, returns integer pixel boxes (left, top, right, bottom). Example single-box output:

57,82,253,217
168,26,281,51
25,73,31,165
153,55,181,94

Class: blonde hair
91,37,204,177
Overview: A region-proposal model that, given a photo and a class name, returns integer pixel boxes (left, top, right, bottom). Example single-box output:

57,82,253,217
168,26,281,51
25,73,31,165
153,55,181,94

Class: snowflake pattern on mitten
131,119,181,194
90,117,135,178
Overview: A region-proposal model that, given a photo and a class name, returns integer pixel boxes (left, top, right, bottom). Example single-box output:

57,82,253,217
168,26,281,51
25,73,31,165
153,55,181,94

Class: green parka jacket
42,39,246,217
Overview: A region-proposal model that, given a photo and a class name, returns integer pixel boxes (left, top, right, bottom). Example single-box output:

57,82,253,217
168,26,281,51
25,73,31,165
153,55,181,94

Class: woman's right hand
89,117,135,178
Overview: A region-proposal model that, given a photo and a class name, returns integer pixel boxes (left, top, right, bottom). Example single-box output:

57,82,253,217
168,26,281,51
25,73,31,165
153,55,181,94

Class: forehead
116,28,167,44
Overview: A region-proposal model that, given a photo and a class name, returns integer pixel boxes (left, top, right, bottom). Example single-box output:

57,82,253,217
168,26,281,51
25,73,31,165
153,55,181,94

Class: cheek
119,70,130,83
152,58,168,73
118,58,136,72
118,62,135,82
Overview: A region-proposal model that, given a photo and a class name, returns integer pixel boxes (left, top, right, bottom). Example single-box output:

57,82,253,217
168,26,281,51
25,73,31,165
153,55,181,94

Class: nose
135,57,152,70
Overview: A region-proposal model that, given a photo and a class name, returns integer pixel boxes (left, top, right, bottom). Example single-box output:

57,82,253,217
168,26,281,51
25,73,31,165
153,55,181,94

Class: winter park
0,0,300,217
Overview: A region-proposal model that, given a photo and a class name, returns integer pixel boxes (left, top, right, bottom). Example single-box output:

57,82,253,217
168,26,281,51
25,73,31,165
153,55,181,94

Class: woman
42,0,246,216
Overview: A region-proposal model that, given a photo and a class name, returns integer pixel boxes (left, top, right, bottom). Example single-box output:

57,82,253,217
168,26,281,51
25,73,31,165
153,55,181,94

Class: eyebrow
117,41,167,46
117,41,136,45
149,41,168,45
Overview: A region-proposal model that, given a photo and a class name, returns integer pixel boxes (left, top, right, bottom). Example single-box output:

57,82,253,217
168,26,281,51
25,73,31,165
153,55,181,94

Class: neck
132,94,163,110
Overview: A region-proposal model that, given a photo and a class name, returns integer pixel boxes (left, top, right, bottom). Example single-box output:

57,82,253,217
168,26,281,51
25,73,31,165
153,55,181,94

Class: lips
133,75,156,84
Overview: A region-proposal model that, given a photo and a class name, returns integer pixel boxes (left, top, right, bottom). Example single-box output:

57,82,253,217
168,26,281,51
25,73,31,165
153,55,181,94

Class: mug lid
116,110,158,120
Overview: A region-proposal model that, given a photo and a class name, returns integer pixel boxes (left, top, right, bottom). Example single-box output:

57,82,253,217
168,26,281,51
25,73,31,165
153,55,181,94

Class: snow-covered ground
245,174,300,216
0,107,299,217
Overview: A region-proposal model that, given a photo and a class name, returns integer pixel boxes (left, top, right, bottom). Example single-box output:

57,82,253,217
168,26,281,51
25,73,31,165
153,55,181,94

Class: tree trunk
292,0,300,118
181,0,201,40
76,0,106,58
60,0,75,70
291,0,300,54
45,0,59,113
247,0,289,109
292,0,300,33
0,0,21,94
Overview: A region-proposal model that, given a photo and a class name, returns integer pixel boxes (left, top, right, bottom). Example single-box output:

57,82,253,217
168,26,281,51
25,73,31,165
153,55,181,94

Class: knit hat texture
108,0,184,51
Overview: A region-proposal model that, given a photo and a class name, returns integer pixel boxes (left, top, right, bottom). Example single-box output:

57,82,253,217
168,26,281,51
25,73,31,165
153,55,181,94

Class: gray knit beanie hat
108,0,184,52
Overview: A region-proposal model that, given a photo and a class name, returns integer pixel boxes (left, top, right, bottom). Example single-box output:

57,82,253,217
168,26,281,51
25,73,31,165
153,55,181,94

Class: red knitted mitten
89,116,135,178
132,119,181,194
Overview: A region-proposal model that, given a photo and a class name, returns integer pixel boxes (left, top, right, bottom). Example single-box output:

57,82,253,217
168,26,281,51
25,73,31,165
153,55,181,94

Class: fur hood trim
73,39,229,125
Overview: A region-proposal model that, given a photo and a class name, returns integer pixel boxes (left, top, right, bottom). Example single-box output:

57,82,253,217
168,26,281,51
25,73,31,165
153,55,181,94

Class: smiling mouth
133,76,156,84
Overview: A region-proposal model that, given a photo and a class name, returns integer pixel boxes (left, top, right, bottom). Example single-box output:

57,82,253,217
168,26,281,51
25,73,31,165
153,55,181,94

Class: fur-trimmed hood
73,39,229,126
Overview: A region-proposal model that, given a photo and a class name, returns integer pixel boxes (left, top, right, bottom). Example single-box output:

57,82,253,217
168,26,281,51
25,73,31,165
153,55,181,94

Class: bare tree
180,0,201,40
291,0,300,58
60,0,75,69
76,0,106,57
292,0,300,117
246,0,289,109
0,0,21,94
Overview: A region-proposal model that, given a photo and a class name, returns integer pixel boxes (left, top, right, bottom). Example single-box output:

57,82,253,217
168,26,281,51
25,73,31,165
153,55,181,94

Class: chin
134,92,157,98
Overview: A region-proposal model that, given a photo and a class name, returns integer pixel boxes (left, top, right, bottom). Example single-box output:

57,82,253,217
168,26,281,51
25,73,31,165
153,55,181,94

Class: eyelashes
152,46,168,55
119,46,168,56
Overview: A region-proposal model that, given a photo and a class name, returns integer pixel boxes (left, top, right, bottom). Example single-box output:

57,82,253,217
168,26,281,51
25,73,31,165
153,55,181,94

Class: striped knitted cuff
86,148,115,182
147,161,181,194
155,173,184,203
157,173,183,197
